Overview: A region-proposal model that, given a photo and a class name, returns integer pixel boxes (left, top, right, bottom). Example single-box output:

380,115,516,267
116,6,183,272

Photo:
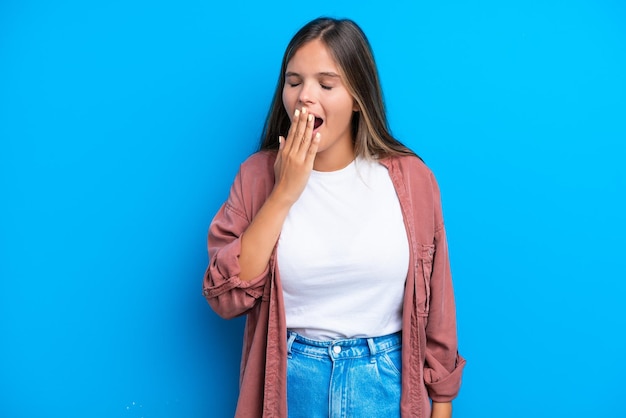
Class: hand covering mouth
314,117,324,129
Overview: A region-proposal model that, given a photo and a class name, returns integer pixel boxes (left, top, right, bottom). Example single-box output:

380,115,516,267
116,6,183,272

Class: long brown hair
259,17,416,159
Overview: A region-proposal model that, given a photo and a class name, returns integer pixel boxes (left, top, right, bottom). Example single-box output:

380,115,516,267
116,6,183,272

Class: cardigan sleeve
423,173,466,402
202,166,269,319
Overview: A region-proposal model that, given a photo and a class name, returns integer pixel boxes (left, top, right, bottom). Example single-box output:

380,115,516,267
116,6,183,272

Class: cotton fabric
279,156,409,340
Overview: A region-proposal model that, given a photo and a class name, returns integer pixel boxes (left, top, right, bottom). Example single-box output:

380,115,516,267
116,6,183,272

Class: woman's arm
423,173,466,401
203,109,320,318
239,108,319,281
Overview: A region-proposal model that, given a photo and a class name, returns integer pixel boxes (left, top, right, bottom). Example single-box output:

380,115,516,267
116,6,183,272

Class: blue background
1,0,625,417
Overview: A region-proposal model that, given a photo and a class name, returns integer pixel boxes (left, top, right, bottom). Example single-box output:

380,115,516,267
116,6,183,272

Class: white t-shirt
277,157,410,340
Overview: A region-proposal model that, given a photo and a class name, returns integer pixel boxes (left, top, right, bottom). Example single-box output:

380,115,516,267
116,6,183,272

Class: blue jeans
286,331,402,418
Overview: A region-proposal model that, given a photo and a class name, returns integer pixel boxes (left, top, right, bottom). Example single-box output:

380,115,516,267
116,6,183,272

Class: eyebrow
285,71,341,78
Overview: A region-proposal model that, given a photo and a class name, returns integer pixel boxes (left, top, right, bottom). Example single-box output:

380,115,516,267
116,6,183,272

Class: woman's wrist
431,401,452,418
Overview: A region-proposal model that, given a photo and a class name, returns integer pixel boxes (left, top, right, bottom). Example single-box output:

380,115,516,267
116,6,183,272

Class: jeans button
332,346,341,354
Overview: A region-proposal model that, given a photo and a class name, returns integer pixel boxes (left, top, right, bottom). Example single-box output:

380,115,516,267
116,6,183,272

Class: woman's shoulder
224,151,277,215
238,150,277,178
382,153,434,180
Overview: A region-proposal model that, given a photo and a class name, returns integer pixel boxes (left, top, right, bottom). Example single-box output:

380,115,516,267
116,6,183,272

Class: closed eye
321,84,332,90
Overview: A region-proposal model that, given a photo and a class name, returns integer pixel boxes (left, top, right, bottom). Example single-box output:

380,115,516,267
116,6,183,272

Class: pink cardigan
203,151,465,417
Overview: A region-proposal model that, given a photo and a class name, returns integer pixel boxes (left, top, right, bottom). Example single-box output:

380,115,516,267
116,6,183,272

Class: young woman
203,17,465,418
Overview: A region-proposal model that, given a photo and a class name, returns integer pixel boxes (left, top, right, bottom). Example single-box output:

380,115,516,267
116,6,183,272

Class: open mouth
314,117,324,129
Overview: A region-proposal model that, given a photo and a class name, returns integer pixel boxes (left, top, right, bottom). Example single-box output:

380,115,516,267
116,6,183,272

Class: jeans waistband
286,331,402,360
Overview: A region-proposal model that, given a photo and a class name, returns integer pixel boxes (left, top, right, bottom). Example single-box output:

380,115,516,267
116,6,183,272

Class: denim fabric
286,331,402,418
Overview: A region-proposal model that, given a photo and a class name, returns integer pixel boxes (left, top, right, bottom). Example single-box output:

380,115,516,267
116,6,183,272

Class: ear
352,100,360,112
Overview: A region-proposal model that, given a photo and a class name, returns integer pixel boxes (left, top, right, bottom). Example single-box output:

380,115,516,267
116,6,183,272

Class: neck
313,140,355,172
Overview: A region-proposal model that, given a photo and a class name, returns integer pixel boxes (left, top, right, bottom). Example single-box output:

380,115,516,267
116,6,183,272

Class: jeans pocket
379,348,402,378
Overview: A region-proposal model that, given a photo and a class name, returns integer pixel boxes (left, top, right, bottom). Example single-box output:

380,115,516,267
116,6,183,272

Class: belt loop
287,332,297,358
367,338,377,363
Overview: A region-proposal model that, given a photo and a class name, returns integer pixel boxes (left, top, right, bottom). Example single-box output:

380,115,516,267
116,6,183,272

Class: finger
275,136,284,165
274,136,284,176
298,112,315,153
305,132,321,162
292,107,309,151
284,108,300,152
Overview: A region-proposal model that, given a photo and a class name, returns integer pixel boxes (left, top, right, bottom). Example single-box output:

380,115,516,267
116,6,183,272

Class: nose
297,81,315,106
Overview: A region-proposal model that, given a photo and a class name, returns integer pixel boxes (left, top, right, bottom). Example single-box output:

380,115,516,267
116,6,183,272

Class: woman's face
282,39,357,171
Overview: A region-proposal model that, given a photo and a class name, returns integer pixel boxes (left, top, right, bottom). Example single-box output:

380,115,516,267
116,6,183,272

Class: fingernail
302,108,307,115
294,109,300,117
308,114,314,122
315,133,321,141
